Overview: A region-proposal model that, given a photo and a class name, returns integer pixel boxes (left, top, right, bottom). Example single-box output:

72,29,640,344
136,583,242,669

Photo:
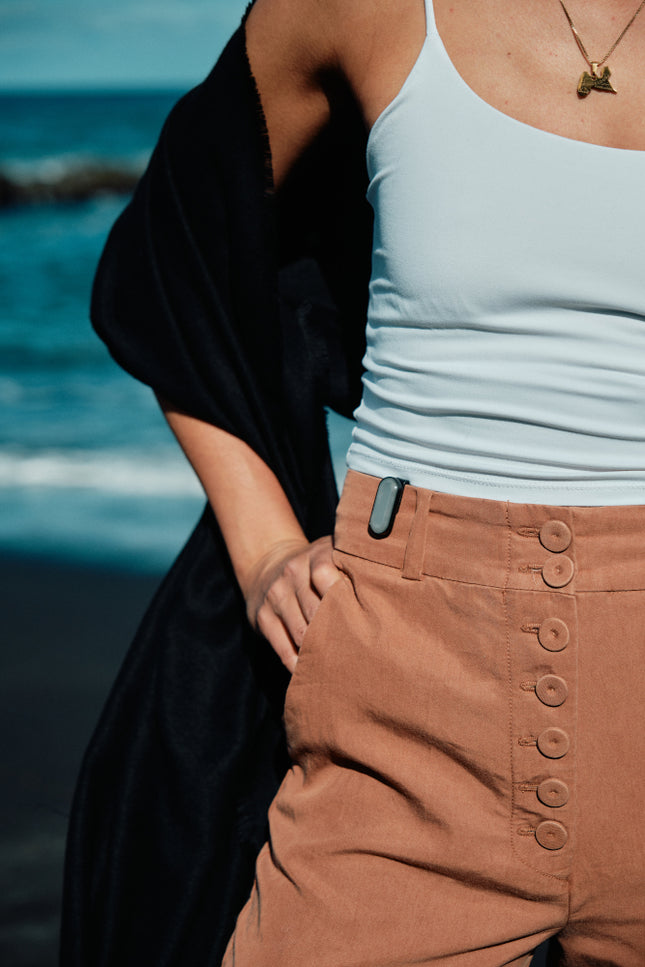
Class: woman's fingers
255,607,299,674
266,573,310,646
245,535,341,671
309,538,342,596
295,581,322,625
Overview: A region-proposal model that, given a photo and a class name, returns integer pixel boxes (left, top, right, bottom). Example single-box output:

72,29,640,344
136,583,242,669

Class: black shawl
60,18,371,967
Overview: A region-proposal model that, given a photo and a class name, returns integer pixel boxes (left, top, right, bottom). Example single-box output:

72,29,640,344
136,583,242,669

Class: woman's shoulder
246,0,424,70
245,0,426,182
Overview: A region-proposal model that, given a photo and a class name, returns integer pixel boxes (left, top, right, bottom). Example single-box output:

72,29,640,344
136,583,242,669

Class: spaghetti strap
422,0,434,37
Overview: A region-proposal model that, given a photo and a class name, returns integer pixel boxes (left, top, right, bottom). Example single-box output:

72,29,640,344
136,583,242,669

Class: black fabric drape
60,18,371,967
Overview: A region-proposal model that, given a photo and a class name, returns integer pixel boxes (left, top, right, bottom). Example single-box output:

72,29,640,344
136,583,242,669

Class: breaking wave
0,153,145,208
0,448,204,497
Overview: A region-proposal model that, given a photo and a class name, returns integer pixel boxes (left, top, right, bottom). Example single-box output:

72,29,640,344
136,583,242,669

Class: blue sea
0,90,353,573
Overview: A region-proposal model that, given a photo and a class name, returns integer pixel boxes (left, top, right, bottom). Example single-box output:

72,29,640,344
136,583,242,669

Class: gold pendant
577,63,616,97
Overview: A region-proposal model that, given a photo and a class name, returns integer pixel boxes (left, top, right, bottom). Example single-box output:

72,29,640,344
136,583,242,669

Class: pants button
539,520,572,553
542,556,574,588
535,820,568,850
537,617,569,651
537,727,570,759
540,520,571,554
536,674,568,707
537,778,570,807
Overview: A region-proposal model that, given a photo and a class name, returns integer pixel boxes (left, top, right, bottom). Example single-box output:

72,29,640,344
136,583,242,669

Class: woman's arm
160,400,340,673
156,5,342,671
159,0,424,670
154,0,348,671
155,3,351,669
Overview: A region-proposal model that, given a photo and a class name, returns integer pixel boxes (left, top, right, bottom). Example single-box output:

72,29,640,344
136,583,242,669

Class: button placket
507,514,577,867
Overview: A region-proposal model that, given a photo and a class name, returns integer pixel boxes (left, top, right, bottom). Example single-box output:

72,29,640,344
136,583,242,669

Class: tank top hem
346,451,645,508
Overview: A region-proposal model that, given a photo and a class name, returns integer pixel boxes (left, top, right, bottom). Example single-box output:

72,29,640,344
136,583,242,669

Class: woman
63,1,645,965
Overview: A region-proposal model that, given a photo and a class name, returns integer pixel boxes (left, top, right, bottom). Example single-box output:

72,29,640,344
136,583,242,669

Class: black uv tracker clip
368,477,408,539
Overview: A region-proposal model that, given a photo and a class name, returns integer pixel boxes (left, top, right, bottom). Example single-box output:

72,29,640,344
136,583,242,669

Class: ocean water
0,91,353,572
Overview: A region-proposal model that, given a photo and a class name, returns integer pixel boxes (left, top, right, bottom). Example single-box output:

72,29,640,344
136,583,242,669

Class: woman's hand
242,535,341,673
157,401,339,674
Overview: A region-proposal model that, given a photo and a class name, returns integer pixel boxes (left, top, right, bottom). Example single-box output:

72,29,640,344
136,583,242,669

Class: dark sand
0,554,550,967
0,554,161,967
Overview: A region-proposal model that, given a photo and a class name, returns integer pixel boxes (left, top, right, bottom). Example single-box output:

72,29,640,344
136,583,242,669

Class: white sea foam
2,152,147,184
0,449,204,497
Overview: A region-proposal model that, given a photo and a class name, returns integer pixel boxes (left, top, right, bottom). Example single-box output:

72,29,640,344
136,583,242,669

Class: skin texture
162,0,645,672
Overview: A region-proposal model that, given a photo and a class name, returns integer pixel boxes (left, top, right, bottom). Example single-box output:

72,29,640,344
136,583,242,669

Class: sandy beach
0,554,161,967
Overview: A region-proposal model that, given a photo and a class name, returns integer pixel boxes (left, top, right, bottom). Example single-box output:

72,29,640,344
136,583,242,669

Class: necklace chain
559,0,645,70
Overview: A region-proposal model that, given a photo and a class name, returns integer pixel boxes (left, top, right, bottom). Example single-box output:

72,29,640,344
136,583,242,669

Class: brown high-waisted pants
223,471,645,966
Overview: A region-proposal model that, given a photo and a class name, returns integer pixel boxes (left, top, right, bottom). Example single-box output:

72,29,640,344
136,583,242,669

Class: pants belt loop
401,488,432,581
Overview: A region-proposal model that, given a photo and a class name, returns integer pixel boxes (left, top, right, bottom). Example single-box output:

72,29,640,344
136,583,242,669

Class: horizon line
0,82,195,97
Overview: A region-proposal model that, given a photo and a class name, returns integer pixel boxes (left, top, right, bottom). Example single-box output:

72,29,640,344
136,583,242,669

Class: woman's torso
347,0,645,504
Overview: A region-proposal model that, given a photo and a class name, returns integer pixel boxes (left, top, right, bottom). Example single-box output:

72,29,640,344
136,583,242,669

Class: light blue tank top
347,0,645,505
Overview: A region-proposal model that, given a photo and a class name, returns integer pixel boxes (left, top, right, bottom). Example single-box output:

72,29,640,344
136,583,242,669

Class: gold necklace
559,0,645,97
